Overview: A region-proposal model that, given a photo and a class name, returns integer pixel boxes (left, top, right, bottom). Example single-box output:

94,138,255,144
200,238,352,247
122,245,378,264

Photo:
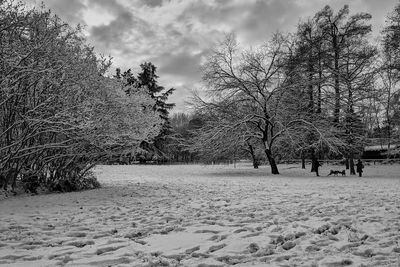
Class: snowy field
0,163,400,267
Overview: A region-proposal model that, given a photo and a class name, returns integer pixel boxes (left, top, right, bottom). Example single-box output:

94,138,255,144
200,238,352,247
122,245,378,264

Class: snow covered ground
0,163,400,267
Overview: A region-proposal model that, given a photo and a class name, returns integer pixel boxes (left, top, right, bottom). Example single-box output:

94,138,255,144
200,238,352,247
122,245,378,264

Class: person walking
313,158,321,177
356,159,364,177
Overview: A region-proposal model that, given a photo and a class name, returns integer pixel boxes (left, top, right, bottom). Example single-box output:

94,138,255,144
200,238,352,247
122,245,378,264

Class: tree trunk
387,86,392,159
311,149,316,172
301,151,306,169
348,84,354,114
345,158,349,169
308,53,314,113
349,157,355,175
248,144,259,169
333,34,340,124
265,149,279,174
387,129,391,159
317,52,322,114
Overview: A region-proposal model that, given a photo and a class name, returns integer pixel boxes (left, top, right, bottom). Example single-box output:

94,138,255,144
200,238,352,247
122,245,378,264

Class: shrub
48,171,101,193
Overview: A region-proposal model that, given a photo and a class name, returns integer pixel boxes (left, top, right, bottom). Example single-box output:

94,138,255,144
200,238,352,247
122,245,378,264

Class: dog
327,170,346,176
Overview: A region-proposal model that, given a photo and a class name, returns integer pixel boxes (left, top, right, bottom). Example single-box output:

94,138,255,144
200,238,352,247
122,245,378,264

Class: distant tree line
165,4,400,174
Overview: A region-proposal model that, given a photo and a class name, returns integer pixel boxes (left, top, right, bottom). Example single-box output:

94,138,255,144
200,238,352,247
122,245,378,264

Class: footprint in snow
207,243,226,253
195,229,220,234
95,245,126,255
66,232,87,238
185,245,200,254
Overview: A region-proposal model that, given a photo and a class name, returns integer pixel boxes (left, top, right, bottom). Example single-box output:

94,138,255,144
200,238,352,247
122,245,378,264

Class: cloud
140,0,164,8
88,0,129,14
29,0,400,114
29,0,87,24
237,0,300,42
88,0,156,55
361,0,397,32
157,51,206,83
90,12,133,48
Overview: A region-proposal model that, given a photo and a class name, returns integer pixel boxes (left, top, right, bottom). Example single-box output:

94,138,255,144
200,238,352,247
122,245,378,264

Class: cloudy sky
28,0,398,113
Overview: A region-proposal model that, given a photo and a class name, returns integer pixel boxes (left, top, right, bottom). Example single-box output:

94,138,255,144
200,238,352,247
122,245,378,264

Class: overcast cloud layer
28,0,398,113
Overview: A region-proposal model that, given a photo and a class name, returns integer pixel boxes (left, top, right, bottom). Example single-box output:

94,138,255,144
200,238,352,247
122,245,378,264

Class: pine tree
137,62,175,127
116,62,175,163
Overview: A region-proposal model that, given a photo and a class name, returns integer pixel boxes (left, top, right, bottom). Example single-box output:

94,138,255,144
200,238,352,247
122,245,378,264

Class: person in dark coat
313,158,321,176
356,159,364,177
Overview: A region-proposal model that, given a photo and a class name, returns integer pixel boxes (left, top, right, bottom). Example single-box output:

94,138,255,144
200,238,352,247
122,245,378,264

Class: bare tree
379,3,400,156
190,98,263,167
313,5,376,173
198,34,346,174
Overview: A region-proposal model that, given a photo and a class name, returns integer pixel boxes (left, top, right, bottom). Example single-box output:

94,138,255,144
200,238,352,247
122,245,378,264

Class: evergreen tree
116,62,175,162
137,62,175,128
